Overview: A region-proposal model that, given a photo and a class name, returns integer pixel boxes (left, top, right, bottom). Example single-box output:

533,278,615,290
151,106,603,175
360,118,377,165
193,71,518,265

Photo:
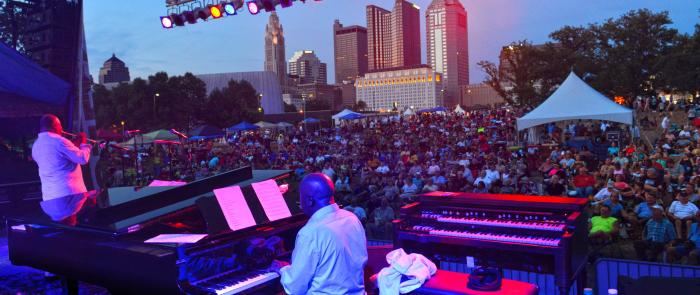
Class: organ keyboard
394,191,589,295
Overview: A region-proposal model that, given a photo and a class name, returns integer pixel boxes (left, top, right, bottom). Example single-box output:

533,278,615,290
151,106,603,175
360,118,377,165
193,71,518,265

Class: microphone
169,128,188,139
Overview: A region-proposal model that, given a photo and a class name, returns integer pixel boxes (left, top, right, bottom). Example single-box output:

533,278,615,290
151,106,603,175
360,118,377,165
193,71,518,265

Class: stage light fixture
160,16,173,28
280,0,293,8
170,13,186,26
195,7,211,20
223,2,237,15
209,4,223,18
260,0,275,11
184,11,197,24
247,1,260,14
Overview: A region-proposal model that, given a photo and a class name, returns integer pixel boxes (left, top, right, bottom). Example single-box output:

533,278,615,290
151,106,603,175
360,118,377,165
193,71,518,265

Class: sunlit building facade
355,65,443,111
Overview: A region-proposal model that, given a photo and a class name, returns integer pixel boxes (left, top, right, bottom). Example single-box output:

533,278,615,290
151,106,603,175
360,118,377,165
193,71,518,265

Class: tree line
93,72,263,131
479,9,700,107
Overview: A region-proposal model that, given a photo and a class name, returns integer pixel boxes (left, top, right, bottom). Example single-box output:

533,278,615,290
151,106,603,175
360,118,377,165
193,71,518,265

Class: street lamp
153,93,160,118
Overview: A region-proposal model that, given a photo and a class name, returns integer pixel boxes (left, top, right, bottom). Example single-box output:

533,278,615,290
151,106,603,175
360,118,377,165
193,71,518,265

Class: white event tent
516,72,633,131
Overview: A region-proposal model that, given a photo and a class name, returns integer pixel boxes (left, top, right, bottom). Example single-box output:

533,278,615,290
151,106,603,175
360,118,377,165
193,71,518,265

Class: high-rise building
288,50,327,85
333,20,368,83
426,0,469,107
265,12,287,89
355,65,443,111
366,0,420,71
98,54,130,85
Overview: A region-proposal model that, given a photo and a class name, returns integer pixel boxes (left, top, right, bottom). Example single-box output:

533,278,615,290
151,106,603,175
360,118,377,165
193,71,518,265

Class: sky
85,0,699,85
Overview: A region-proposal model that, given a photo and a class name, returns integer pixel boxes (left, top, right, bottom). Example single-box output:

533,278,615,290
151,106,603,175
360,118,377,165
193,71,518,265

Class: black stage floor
0,234,109,294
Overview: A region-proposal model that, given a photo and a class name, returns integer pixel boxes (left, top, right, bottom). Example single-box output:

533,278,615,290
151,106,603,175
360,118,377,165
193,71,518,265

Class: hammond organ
394,191,588,294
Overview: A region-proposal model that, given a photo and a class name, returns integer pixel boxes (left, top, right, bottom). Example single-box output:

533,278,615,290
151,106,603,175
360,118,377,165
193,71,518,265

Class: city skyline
85,1,698,84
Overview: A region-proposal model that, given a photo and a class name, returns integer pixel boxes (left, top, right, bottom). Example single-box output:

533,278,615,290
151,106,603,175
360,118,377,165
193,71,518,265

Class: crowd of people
94,100,700,265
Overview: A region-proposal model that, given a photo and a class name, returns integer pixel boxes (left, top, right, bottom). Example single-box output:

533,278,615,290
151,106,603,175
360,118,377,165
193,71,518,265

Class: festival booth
516,72,633,145
254,121,278,129
188,125,224,141
454,104,466,115
403,108,416,116
120,129,180,146
332,109,364,125
226,121,260,132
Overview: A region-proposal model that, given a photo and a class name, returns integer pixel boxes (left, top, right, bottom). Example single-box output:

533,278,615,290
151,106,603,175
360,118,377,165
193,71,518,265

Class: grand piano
5,166,307,294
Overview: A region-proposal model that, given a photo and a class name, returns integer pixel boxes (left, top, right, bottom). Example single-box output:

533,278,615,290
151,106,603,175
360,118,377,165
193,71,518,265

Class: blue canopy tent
303,117,321,124
339,113,364,120
188,125,224,141
417,106,447,114
226,121,260,132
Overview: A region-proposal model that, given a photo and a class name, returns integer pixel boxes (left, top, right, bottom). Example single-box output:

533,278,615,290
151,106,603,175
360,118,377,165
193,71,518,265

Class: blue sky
85,0,699,84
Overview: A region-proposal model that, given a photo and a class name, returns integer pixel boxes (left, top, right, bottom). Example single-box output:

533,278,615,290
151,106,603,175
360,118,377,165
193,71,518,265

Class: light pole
302,97,307,133
153,93,160,119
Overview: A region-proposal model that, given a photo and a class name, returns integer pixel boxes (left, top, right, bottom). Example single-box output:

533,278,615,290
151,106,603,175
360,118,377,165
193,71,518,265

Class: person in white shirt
485,165,500,183
427,160,441,175
31,114,92,201
400,178,418,199
376,162,390,174
668,193,699,239
273,173,367,295
474,170,492,189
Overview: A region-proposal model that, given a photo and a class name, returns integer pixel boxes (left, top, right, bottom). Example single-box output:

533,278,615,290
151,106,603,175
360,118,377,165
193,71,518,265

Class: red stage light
247,1,260,15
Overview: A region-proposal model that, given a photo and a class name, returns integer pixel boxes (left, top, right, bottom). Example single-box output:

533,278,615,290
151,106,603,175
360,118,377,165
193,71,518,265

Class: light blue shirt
31,132,91,201
280,203,368,295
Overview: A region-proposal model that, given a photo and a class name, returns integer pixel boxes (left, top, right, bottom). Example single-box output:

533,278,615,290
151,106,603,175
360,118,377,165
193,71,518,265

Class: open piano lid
33,167,294,234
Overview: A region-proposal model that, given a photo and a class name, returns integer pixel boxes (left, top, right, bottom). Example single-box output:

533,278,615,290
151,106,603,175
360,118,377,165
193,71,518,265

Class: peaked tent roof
255,121,278,129
516,72,633,131
0,41,70,105
226,121,259,131
332,109,362,119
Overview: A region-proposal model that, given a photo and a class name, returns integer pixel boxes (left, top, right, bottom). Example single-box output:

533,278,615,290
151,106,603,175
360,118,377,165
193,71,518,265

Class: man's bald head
299,173,335,216
40,114,62,134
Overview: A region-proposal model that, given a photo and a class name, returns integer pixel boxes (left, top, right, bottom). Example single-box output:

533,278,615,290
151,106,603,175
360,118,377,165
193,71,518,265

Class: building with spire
366,0,421,71
426,0,469,107
98,53,130,85
264,12,287,90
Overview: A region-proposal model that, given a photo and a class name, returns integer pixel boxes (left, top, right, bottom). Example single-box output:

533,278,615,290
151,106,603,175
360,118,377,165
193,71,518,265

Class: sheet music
148,180,187,187
213,186,257,230
144,234,207,244
252,179,292,221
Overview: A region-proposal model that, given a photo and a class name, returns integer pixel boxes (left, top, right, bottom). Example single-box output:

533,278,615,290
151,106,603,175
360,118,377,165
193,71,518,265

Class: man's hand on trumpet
71,132,87,147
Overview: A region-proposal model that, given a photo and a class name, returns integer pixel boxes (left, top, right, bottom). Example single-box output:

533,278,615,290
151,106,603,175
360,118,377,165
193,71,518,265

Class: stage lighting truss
160,0,322,29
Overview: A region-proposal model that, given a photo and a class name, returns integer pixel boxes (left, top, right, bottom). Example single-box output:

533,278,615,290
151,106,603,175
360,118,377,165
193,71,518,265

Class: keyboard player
270,173,368,295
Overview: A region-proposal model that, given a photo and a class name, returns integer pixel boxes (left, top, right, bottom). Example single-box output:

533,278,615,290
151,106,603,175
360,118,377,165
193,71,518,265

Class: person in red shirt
572,167,595,198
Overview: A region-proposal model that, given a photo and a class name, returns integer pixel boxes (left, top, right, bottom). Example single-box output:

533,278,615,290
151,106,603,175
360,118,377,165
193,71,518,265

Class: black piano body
5,166,307,294
394,191,589,294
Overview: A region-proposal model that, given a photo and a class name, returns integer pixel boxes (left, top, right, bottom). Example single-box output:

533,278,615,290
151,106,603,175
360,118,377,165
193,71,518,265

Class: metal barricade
594,258,700,295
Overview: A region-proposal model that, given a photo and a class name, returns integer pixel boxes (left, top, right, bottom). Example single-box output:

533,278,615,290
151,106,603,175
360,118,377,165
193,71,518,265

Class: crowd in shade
95,99,700,264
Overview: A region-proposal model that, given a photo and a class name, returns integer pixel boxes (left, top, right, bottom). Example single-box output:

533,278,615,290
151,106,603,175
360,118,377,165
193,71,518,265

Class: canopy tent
0,42,70,106
120,129,179,145
277,122,294,128
417,106,447,114
332,109,364,120
226,121,259,132
516,72,633,131
403,108,416,116
303,117,320,124
96,128,122,141
454,105,466,114
255,121,278,129
188,125,224,141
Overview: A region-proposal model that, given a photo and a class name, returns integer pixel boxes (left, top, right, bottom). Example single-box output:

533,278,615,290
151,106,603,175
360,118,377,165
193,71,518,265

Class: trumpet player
31,114,92,202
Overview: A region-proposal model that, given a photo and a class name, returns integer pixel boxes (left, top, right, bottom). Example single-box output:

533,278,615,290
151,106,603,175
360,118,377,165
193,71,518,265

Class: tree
203,79,262,128
352,100,367,112
478,41,552,107
0,0,29,51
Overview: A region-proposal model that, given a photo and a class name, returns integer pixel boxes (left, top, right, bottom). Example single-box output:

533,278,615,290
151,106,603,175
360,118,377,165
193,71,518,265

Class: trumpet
62,131,128,151
61,131,100,144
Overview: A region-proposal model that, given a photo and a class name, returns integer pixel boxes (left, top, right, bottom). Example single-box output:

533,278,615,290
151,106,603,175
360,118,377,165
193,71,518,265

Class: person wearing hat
634,204,676,261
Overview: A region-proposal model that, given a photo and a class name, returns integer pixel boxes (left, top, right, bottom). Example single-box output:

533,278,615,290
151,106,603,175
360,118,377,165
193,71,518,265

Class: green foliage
479,9,696,107
352,100,367,112
0,0,29,51
93,73,263,131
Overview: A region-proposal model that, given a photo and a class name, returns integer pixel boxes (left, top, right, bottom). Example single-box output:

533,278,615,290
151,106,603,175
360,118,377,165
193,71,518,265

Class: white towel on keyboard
377,248,437,295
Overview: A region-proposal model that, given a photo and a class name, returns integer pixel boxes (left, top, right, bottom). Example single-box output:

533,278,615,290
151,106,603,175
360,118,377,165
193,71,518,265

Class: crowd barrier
594,258,700,295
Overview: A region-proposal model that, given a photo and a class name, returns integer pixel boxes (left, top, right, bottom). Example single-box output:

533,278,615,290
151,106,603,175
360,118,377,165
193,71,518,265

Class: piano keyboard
422,214,566,231
196,270,279,295
413,225,562,246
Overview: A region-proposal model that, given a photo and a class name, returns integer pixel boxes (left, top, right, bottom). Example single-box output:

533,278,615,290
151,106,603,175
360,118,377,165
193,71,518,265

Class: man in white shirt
31,114,92,201
275,173,367,295
668,193,699,239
